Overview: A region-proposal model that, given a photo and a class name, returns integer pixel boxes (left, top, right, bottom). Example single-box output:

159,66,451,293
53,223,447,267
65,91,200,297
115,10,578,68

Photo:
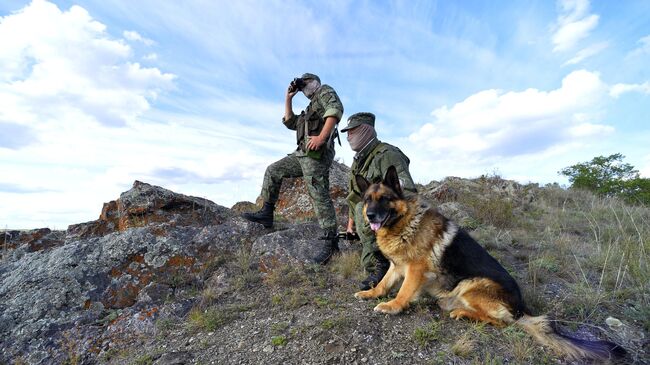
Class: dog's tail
515,314,626,362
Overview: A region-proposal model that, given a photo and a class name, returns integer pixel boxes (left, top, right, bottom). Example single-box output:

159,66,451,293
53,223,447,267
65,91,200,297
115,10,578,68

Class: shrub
560,153,650,205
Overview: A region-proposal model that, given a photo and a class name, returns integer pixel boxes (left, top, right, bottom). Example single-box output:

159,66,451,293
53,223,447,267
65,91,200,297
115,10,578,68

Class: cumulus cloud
552,0,599,52
0,0,175,130
609,82,650,98
123,30,154,46
409,70,611,159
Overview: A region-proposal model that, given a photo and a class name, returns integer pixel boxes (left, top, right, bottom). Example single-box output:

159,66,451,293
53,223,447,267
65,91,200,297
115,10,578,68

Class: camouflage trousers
352,201,383,272
261,149,337,232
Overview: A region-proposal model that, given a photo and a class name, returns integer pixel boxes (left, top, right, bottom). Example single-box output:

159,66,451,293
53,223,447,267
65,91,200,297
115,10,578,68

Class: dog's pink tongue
370,222,381,231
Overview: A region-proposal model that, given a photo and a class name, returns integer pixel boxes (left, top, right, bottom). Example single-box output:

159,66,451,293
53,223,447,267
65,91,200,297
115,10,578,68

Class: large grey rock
0,181,263,364
251,223,331,266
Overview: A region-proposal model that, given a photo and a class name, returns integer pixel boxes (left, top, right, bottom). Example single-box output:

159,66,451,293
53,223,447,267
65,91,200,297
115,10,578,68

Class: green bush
559,153,650,205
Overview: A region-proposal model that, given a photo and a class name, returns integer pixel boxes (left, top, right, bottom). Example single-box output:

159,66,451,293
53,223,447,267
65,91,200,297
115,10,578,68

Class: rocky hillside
1,165,648,364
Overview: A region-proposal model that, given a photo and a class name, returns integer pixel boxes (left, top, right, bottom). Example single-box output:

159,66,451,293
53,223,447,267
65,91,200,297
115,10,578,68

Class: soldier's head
300,73,321,98
341,112,377,152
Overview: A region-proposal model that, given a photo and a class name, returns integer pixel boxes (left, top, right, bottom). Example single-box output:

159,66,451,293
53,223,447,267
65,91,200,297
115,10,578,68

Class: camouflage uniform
346,139,416,271
260,82,344,232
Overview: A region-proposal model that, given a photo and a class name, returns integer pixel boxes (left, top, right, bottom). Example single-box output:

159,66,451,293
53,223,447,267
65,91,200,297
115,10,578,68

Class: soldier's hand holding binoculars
287,82,299,98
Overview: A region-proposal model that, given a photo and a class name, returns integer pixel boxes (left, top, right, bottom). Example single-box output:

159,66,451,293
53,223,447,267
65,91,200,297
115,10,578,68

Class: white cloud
563,41,608,65
0,110,288,229
609,82,650,98
409,70,610,160
552,0,599,52
0,0,175,129
627,34,650,58
0,0,181,228
123,30,154,46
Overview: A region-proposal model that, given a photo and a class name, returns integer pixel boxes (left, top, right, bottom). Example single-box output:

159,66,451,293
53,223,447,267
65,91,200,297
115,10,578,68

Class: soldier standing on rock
243,73,344,265
341,112,417,289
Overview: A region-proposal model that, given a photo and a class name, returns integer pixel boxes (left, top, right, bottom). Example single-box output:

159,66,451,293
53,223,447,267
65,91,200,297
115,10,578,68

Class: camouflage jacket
347,139,417,208
282,85,344,155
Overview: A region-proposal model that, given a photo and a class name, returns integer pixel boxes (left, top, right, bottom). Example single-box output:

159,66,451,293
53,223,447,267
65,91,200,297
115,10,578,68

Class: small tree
559,153,650,205
621,177,650,205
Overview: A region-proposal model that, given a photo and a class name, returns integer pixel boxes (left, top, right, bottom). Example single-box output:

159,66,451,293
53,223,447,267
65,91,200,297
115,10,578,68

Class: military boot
241,202,274,228
360,254,390,290
314,230,340,265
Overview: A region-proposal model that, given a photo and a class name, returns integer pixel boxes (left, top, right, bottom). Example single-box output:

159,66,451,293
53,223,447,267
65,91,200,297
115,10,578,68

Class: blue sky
1,0,649,229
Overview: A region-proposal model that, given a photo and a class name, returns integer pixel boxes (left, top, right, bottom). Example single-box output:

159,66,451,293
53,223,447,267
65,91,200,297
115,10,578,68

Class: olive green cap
341,112,375,132
301,73,320,83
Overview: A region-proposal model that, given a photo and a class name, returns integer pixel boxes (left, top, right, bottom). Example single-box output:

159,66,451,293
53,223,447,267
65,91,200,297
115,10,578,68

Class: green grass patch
271,335,287,346
413,321,441,347
187,306,237,332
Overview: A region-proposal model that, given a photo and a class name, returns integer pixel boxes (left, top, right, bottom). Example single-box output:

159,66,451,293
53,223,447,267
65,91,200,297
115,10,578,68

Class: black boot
360,254,390,290
242,202,274,228
314,230,340,265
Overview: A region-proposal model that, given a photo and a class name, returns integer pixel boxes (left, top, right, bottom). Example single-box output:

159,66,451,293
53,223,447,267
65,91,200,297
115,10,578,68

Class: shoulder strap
359,142,387,172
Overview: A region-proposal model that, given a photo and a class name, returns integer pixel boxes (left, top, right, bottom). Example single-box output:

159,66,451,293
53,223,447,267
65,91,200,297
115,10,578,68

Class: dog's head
355,165,407,232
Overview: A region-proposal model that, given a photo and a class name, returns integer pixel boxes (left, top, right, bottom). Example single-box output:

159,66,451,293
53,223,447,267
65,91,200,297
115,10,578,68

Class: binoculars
288,77,307,93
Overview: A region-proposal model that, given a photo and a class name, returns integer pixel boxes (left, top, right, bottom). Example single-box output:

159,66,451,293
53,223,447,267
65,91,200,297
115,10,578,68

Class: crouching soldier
243,73,344,265
341,112,417,289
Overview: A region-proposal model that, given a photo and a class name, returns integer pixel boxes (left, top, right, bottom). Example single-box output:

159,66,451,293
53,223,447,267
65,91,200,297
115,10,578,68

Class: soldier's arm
282,113,298,130
283,83,300,130
347,217,355,233
320,86,344,122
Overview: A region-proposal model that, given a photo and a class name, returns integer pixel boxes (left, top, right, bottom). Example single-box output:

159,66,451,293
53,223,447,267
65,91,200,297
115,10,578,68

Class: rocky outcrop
66,180,230,240
0,228,65,260
0,181,267,364
254,160,351,229
252,223,334,267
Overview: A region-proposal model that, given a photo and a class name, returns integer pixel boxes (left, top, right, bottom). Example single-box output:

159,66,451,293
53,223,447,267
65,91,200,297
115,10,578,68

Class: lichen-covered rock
251,223,331,267
66,181,232,240
0,182,260,364
0,228,65,261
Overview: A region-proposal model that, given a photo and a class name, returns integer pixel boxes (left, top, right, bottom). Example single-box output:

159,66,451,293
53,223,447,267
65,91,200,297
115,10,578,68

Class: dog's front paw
354,290,376,300
373,301,403,314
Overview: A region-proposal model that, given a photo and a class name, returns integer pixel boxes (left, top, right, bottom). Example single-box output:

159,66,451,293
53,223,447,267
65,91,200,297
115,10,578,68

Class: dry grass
329,251,364,280
451,332,476,358
232,247,260,290
459,194,515,229
186,302,254,333
263,261,309,288
514,186,650,362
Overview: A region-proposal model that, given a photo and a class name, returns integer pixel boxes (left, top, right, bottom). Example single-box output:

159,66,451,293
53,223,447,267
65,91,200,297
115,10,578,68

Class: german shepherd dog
354,166,626,362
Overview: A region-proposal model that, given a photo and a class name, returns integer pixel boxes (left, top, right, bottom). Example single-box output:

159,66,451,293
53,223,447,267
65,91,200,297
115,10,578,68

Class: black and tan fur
354,166,626,362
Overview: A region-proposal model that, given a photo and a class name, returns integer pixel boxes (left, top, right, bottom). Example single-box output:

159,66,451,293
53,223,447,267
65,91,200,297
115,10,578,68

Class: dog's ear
355,174,371,194
383,165,403,197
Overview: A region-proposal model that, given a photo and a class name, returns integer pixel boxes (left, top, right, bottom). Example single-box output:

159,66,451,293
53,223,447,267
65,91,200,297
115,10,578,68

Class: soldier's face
346,126,362,151
346,126,358,142
302,79,320,98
